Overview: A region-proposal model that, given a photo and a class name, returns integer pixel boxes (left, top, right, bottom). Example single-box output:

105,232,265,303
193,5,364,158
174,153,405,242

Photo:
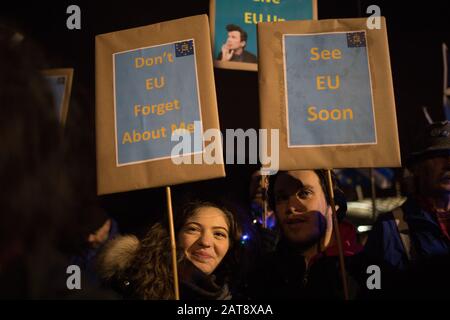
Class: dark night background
2,0,449,234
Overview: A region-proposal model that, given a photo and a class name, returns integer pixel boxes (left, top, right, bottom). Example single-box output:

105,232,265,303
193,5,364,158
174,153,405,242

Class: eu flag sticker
347,31,366,48
175,40,194,57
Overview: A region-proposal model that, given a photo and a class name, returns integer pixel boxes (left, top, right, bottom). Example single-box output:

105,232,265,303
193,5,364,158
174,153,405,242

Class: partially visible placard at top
210,0,317,72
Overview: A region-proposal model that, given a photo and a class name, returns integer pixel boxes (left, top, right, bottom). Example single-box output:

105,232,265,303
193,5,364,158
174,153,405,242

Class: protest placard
210,0,317,71
96,15,224,195
42,68,73,126
258,18,401,170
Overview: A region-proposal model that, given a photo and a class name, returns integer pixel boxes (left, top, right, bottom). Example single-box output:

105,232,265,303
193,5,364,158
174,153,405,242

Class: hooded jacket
96,225,231,300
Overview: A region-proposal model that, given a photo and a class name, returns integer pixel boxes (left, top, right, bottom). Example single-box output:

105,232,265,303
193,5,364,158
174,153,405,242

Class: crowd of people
1,24,449,300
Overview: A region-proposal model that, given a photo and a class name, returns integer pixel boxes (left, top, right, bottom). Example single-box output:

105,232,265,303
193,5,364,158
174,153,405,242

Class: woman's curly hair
125,200,242,299
126,222,177,299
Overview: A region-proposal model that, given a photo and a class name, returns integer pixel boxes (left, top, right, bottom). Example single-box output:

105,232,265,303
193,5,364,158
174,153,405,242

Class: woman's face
178,207,230,275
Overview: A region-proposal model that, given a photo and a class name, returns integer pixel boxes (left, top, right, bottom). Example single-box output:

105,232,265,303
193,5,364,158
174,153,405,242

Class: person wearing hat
363,121,450,295
246,169,363,299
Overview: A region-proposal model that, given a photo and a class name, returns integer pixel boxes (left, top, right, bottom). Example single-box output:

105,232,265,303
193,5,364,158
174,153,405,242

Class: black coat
246,240,363,300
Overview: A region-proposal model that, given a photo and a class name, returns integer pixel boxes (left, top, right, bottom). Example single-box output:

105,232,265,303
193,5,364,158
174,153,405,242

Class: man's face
414,155,450,196
274,170,330,247
226,31,245,50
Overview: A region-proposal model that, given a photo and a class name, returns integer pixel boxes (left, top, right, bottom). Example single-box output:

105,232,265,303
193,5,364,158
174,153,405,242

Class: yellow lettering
133,99,181,118
253,0,280,3
330,109,341,120
332,49,342,59
343,108,353,120
244,12,284,24
307,106,318,121
142,131,151,141
244,12,252,24
145,77,165,91
157,103,165,115
316,75,340,90
316,76,326,90
328,75,340,90
122,132,132,144
310,47,320,61
152,130,160,139
321,49,330,60
154,76,165,89
310,48,342,61
134,105,141,117
252,13,261,24
135,57,144,68
172,122,186,133
142,105,150,116
135,52,173,69
121,128,169,144
319,109,329,121
146,78,153,90
133,130,141,142
307,107,354,122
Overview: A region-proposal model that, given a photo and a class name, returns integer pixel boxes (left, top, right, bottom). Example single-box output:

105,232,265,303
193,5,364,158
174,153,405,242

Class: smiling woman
96,201,242,300
178,206,231,275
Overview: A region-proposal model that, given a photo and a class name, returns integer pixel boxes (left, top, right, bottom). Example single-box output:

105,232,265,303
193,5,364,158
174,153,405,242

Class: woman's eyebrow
184,222,229,233
184,222,201,227
212,226,229,233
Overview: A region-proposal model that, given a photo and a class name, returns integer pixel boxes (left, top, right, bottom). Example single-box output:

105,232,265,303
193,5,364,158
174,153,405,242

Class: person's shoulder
375,211,396,223
366,211,398,242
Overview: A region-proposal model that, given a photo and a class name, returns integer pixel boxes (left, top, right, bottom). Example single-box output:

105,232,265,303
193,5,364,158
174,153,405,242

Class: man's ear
240,40,246,48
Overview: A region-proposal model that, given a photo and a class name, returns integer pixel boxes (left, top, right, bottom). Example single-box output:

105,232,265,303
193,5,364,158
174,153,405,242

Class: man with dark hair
217,24,257,63
247,170,363,299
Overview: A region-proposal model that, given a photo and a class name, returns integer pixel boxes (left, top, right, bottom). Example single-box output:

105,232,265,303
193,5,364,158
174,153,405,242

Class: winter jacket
96,234,231,300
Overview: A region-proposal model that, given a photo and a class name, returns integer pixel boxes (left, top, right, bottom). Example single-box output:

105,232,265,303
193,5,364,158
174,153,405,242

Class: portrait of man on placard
217,24,257,64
